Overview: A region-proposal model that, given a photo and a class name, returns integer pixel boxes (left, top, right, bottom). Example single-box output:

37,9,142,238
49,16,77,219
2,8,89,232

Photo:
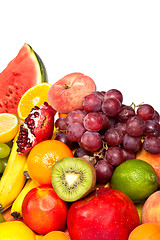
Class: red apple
48,72,96,113
22,185,68,235
67,188,140,240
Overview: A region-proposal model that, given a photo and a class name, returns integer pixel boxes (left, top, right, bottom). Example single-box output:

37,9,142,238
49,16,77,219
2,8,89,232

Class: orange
0,221,36,240
27,140,73,185
58,113,68,118
43,231,70,240
17,83,53,121
0,113,19,143
128,223,160,240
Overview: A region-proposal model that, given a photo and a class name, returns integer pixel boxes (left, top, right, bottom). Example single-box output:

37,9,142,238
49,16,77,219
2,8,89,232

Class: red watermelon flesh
0,43,47,114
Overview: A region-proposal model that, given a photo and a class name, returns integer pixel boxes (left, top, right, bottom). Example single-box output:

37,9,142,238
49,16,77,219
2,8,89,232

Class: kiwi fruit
51,157,96,202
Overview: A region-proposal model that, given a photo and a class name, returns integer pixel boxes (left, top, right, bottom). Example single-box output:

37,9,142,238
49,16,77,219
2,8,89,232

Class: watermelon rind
26,43,48,83
0,43,48,114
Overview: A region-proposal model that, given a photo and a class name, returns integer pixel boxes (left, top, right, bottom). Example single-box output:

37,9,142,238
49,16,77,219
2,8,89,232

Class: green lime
110,159,158,203
0,143,10,159
0,212,5,223
0,157,8,173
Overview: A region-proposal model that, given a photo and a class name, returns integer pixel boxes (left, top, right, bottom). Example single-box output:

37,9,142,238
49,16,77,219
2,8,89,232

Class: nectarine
48,72,96,113
136,147,160,187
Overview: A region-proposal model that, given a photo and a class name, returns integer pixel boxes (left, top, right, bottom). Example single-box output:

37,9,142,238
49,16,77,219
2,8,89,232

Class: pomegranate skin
17,102,55,154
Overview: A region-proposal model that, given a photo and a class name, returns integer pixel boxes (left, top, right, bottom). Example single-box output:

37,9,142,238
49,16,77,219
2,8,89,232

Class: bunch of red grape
55,89,160,183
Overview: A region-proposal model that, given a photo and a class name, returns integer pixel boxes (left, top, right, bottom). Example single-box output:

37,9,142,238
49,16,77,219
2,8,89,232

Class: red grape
66,123,86,142
105,146,124,166
66,110,86,126
92,91,105,101
152,110,160,122
80,131,102,152
137,104,155,120
122,133,142,152
107,117,118,128
143,120,160,136
94,160,113,183
102,98,121,117
55,117,67,130
82,93,102,112
55,132,77,150
99,112,109,130
83,112,103,132
126,116,145,136
115,122,127,135
143,135,160,154
74,147,91,158
118,105,135,122
104,128,123,146
104,89,123,103
121,148,136,161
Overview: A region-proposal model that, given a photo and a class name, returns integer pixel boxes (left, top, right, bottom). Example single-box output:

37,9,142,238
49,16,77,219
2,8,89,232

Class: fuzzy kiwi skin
80,157,96,197
51,157,97,202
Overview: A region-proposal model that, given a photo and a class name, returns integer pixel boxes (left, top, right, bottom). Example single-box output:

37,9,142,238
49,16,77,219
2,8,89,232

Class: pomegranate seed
34,111,39,117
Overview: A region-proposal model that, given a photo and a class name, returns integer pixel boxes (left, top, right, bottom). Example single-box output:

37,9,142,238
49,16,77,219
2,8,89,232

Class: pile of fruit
0,44,160,240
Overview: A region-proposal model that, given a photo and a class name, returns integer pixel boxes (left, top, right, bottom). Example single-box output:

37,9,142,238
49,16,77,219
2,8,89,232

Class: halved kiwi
51,157,96,202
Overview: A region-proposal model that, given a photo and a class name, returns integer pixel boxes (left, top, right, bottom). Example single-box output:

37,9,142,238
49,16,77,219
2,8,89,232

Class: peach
141,190,160,224
48,72,96,114
136,147,160,187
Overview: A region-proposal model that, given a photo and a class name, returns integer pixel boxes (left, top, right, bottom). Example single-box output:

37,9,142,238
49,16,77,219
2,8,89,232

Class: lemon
110,159,158,203
0,221,36,239
0,113,19,143
17,82,52,120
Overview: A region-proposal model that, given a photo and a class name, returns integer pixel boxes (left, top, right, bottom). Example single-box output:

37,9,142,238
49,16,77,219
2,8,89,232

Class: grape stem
88,139,108,165
130,102,144,111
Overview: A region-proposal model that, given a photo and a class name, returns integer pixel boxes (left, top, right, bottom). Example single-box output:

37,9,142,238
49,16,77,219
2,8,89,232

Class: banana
0,132,28,212
11,179,39,219
23,162,30,179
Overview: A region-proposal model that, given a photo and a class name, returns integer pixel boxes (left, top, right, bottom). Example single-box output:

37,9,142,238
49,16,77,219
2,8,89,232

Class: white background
0,1,160,112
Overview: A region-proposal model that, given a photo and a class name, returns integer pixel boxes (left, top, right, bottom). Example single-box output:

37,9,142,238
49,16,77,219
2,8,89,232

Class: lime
110,159,158,203
0,143,10,159
0,157,8,173
0,212,5,223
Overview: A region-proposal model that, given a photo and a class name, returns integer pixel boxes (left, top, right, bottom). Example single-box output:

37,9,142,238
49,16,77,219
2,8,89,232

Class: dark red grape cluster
54,89,160,183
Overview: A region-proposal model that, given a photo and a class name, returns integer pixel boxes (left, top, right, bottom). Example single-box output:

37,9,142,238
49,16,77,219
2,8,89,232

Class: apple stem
95,188,99,197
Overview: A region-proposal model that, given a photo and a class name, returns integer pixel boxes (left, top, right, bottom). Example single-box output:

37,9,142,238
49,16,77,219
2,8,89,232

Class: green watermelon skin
0,43,48,114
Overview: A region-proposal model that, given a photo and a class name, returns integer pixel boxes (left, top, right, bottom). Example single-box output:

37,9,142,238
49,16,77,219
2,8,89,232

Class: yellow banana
11,179,39,219
23,162,30,179
0,132,28,212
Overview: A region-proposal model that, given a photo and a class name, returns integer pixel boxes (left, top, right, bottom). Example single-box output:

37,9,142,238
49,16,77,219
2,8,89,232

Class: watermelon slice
0,43,48,114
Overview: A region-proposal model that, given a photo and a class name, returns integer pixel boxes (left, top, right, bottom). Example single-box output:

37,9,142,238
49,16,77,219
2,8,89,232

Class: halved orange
17,83,53,121
0,113,19,143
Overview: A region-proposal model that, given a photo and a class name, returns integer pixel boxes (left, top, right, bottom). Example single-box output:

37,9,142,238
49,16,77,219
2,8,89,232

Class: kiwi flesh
51,157,96,202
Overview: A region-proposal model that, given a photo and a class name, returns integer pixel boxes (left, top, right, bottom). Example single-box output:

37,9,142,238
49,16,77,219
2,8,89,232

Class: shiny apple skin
22,185,68,235
67,188,140,240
